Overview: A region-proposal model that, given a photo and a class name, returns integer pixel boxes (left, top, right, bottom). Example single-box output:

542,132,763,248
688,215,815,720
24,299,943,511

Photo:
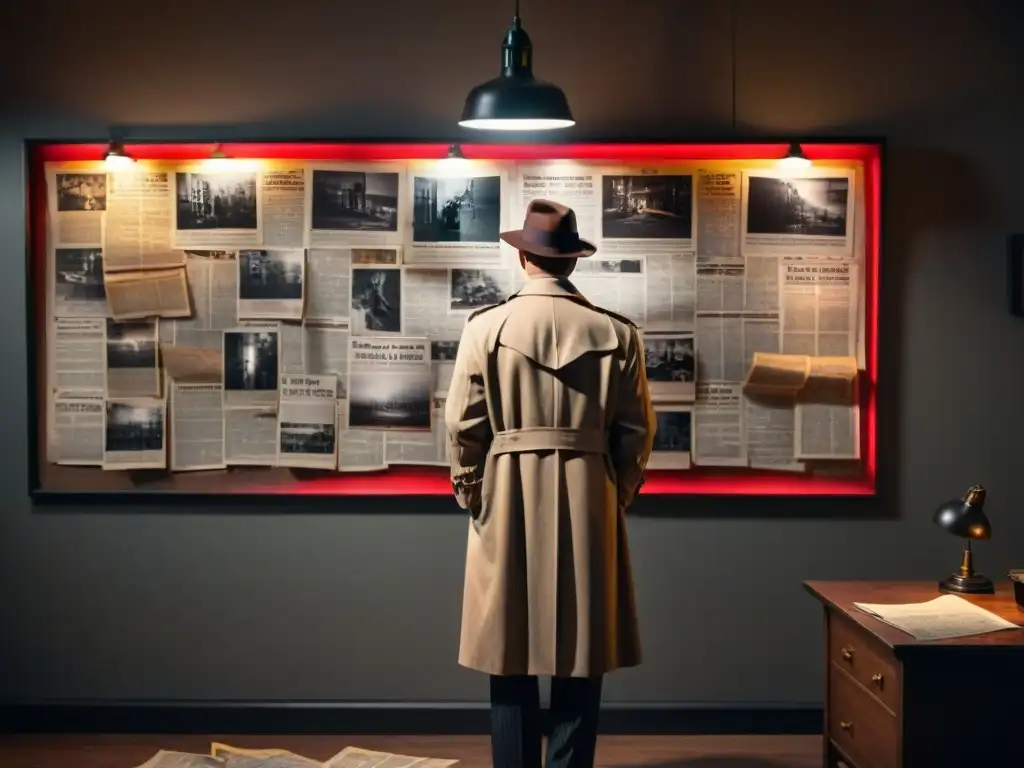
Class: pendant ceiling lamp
459,0,575,131
103,139,135,169
778,142,812,170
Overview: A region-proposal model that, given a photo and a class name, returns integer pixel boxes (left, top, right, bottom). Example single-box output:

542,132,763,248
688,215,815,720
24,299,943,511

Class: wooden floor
0,734,822,768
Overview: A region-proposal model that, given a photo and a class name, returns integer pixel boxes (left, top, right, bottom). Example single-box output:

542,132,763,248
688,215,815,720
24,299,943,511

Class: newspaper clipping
644,251,696,332
351,266,402,334
105,266,191,321
780,261,858,355
103,397,166,470
223,328,279,407
49,169,105,246
52,247,108,317
693,382,746,466
648,406,693,469
515,161,599,243
336,399,387,471
170,382,226,471
572,257,647,325
742,168,856,257
54,317,105,392
105,169,183,271
407,161,506,267
643,332,696,402
261,168,306,248
600,167,695,253
306,248,351,321
173,168,262,248
53,393,105,465
237,249,305,320
307,163,405,248
105,320,161,398
278,374,338,469
696,170,741,264
449,267,511,313
384,396,448,466
347,337,431,430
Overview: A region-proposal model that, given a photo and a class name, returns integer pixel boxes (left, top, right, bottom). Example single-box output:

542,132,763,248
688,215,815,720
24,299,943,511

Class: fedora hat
500,199,597,259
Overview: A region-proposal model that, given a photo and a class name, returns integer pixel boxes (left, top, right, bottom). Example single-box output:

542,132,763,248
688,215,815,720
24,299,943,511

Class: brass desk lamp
933,484,995,595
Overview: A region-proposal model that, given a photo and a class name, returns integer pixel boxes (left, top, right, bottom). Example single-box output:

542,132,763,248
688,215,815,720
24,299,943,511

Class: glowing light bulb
778,142,812,170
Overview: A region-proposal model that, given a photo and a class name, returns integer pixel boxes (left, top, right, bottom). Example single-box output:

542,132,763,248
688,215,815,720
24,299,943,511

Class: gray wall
1,0,1022,706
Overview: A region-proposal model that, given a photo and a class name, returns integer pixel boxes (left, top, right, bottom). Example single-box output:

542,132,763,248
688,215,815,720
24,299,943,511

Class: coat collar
515,276,591,304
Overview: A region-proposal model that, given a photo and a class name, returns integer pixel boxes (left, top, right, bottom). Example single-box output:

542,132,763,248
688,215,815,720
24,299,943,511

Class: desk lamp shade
933,485,995,594
459,1,575,131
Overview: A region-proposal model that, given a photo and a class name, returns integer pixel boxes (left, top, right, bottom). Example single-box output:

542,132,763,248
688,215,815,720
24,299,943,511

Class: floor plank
0,734,822,768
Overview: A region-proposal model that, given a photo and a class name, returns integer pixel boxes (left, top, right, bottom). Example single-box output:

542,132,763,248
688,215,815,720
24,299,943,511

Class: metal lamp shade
933,485,992,540
459,76,575,131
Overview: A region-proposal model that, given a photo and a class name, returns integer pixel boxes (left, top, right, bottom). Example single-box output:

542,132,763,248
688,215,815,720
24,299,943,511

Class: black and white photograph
238,249,304,320
352,248,400,265
223,330,279,392
413,175,501,243
653,410,692,453
54,248,106,314
106,320,157,369
644,334,696,402
103,400,166,467
351,267,402,334
56,173,107,211
176,171,258,231
746,175,850,238
575,257,644,275
602,174,693,240
105,319,161,398
450,268,507,311
280,422,336,456
430,340,460,361
348,372,431,430
312,170,400,231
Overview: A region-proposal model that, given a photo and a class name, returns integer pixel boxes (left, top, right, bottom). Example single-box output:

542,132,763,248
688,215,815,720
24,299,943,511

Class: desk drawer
829,611,901,712
829,661,898,768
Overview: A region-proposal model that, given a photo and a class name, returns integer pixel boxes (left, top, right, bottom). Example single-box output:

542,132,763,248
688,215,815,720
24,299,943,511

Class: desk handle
841,645,854,661
871,672,884,688
839,720,853,733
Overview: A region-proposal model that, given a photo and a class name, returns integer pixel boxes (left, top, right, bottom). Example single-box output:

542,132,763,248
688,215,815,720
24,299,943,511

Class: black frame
1009,234,1024,317
25,135,887,508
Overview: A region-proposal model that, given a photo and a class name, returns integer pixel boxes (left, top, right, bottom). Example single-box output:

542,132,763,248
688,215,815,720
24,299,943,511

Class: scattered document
325,747,457,768
853,594,1021,641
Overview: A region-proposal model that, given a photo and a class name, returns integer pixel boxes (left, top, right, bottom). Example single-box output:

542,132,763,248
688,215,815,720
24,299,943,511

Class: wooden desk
804,581,1024,768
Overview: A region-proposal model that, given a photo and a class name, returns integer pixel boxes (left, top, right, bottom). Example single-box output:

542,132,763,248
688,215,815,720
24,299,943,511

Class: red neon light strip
32,141,881,496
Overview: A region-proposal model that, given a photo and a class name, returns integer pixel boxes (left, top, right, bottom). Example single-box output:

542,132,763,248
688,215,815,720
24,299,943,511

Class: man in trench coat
445,199,657,768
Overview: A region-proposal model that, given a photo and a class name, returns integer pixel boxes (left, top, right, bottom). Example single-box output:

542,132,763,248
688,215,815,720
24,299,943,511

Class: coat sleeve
609,325,656,511
444,323,493,512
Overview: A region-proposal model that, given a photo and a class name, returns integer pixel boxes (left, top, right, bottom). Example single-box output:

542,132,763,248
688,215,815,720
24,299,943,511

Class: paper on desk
853,594,1021,641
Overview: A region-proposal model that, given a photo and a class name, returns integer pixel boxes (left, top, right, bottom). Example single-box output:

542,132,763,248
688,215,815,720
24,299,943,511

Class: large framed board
27,140,883,501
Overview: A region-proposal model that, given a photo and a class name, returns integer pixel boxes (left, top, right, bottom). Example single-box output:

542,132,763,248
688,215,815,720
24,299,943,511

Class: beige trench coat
445,276,656,678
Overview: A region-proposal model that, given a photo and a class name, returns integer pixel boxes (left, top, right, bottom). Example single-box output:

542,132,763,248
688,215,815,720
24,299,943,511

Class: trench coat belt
490,427,607,455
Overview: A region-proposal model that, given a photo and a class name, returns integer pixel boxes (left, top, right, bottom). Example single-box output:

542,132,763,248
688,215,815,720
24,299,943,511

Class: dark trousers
490,674,603,768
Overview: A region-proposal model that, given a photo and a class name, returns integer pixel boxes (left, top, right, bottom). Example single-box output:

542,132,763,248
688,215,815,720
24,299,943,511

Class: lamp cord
730,0,737,133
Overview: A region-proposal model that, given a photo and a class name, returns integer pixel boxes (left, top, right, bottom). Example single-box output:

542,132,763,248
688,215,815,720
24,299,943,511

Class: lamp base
939,572,995,595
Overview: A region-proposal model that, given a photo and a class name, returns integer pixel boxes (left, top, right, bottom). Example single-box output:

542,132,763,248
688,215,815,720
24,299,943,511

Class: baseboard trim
0,701,823,735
